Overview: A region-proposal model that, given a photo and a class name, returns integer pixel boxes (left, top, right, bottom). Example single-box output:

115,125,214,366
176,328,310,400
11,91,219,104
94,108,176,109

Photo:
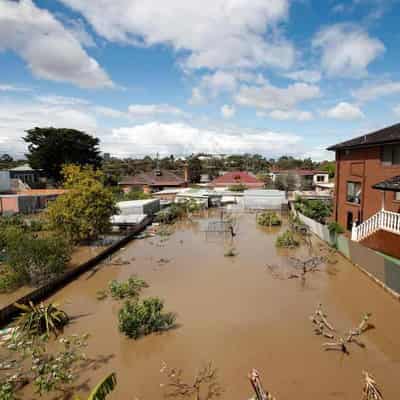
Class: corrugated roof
327,122,400,151
372,175,400,191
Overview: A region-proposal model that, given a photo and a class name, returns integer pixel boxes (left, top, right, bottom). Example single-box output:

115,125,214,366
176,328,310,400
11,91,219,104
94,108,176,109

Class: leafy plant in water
109,276,148,300
118,297,176,339
257,211,281,227
275,230,299,248
328,221,345,235
224,247,237,257
13,301,69,338
82,372,117,400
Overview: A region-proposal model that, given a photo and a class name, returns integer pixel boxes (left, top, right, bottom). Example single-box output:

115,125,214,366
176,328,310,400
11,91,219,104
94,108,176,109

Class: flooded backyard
18,211,400,399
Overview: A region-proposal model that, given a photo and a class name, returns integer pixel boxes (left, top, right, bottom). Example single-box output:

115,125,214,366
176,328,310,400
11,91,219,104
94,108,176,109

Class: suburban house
209,171,264,189
119,168,188,193
269,169,329,190
8,164,41,186
328,123,400,259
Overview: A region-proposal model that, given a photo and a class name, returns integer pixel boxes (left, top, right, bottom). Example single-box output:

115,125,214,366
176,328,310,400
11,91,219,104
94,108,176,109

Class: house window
381,144,400,166
316,175,325,182
347,181,362,204
395,192,400,201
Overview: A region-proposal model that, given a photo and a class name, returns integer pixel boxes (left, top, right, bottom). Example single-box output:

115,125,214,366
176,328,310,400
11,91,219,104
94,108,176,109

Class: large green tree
47,165,117,242
24,127,102,181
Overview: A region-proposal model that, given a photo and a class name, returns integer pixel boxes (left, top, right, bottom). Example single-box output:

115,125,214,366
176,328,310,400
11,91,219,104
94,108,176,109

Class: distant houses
269,168,329,190
328,122,400,259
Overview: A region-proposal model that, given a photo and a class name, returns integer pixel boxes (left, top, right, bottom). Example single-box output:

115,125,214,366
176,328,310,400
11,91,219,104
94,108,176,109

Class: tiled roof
17,189,67,196
210,171,264,187
372,175,400,191
327,122,400,151
119,169,186,186
271,169,326,176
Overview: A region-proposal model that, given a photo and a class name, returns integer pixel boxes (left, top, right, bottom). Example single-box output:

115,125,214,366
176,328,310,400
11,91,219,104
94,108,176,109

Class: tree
47,165,117,242
24,128,102,182
187,156,202,183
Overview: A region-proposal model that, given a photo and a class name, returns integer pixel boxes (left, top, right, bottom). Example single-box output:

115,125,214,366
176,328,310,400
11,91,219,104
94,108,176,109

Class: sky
1,0,400,161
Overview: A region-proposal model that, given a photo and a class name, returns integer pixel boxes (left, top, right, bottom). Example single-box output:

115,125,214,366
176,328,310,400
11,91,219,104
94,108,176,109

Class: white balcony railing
351,209,400,241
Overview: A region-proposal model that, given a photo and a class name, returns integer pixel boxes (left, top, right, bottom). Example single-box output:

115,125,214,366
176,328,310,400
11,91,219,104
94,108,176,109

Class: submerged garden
0,169,399,399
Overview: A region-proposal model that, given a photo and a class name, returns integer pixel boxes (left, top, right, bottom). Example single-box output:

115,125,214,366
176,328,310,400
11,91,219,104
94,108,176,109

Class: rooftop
327,122,400,151
119,169,186,187
210,171,264,187
372,175,400,192
271,169,327,176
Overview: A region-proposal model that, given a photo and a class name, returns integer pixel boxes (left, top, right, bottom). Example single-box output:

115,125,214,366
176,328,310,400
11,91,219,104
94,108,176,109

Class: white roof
117,199,159,207
111,214,147,224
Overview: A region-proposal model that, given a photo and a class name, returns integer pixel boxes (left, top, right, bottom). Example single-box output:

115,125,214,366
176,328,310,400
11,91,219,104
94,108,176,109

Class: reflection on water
18,210,400,400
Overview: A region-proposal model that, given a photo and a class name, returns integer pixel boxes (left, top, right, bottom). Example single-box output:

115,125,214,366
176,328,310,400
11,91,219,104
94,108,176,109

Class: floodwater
19,212,400,399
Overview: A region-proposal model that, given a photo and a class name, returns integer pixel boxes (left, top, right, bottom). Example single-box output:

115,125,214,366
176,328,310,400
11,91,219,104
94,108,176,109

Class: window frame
346,181,362,205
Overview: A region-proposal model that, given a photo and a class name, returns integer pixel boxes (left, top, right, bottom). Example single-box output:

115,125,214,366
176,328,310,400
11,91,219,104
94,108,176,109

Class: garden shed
243,190,287,210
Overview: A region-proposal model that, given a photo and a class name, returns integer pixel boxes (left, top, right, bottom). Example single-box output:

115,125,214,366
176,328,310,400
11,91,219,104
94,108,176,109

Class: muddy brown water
14,212,400,399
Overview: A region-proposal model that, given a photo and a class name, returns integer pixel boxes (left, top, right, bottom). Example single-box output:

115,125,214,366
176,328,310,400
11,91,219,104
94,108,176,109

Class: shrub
47,165,118,243
228,184,247,192
155,203,186,224
257,211,282,227
294,198,332,224
118,298,176,339
109,276,148,300
123,189,152,201
276,229,300,248
328,221,345,235
14,301,69,338
5,232,71,287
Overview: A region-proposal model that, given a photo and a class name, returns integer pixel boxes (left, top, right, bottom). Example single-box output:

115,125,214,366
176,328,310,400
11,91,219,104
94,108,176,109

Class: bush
276,229,300,248
294,198,332,224
257,211,282,226
109,276,148,300
328,221,345,235
118,298,176,339
155,203,186,224
47,165,118,243
14,301,69,338
123,189,152,201
228,184,247,192
1,227,71,289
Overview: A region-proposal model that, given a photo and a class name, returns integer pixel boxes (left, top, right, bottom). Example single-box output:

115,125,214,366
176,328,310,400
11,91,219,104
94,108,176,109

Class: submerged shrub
118,298,176,339
155,203,186,224
257,211,282,227
6,232,71,287
109,276,148,300
228,184,247,192
14,301,69,338
276,230,300,248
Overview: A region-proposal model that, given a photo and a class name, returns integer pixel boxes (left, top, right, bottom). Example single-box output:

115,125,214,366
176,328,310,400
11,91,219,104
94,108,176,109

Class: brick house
327,123,400,259
119,168,188,193
209,171,264,189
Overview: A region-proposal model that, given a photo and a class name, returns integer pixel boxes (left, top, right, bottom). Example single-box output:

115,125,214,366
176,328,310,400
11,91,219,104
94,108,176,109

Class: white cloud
283,69,322,83
106,122,301,157
0,84,31,92
235,82,320,111
128,104,187,118
59,0,295,71
312,23,384,77
259,109,313,121
62,18,96,48
0,100,98,155
393,104,400,117
36,95,90,105
189,70,267,104
324,102,364,120
94,106,126,119
0,0,113,88
221,105,236,119
353,81,400,102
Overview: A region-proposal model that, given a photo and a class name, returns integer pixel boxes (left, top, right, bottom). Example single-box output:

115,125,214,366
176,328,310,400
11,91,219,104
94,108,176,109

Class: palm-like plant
75,373,117,400
14,301,69,338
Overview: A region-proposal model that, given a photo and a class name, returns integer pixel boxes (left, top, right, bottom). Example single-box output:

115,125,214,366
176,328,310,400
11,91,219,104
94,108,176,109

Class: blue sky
1,0,400,160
